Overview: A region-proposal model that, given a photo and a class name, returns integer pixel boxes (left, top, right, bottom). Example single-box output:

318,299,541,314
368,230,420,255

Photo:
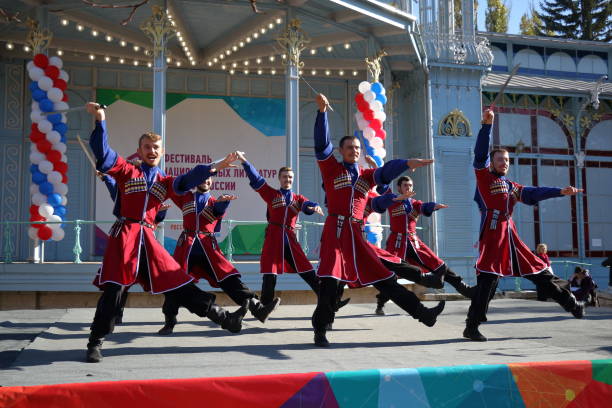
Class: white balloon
59,70,69,82
61,154,68,163
51,228,65,241
53,101,69,111
28,66,44,81
38,76,53,91
38,204,54,218
374,110,387,122
31,143,40,153
28,227,39,240
374,147,387,159
48,171,62,184
368,212,381,222
363,90,376,103
39,160,53,174
358,81,371,94
30,110,44,123
378,86,386,95
31,101,41,112
47,214,62,227
55,184,68,195
29,184,38,195
61,113,67,123
61,195,68,206
357,119,369,130
27,61,34,71
30,151,45,164
369,100,383,112
363,127,375,140
370,136,384,149
37,120,52,133
52,142,67,154
49,56,63,69
46,130,61,144
32,192,46,206
47,87,63,103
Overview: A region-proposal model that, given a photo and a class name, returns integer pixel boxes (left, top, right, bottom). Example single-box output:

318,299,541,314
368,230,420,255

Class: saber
43,103,107,116
299,76,334,112
76,134,97,170
489,64,520,108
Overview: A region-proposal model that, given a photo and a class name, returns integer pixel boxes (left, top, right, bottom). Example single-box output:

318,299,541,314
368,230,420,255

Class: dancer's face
197,177,212,193
279,170,294,190
339,138,361,164
490,150,509,176
137,138,163,167
398,179,414,195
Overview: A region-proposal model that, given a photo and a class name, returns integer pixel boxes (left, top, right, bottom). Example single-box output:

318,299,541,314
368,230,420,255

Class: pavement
1,299,611,387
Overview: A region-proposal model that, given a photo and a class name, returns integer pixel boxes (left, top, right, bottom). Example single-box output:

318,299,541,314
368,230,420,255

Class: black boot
334,297,351,312
249,297,281,323
463,321,487,341
375,305,385,315
418,271,445,289
451,281,477,299
158,314,177,335
564,295,585,319
416,300,446,327
86,335,103,363
314,330,330,347
207,301,248,333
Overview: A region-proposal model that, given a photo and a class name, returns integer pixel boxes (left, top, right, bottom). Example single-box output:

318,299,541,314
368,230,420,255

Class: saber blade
300,76,334,112
43,103,107,116
76,134,97,170
490,64,520,108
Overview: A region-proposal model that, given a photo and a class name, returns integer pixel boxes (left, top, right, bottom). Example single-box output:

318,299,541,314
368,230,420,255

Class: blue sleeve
520,186,562,206
89,120,118,172
212,200,231,216
154,209,167,224
101,174,117,201
376,184,390,195
373,159,408,186
314,111,333,160
421,202,437,217
302,200,318,215
372,194,396,213
173,164,214,194
242,161,265,190
473,124,492,169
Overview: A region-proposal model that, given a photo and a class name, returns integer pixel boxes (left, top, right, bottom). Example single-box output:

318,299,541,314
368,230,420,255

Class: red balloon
62,93,69,102
29,205,40,217
369,119,382,130
31,123,39,132
37,139,52,153
354,93,365,105
30,131,44,143
46,150,62,163
357,100,369,112
53,78,67,91
62,174,68,184
33,54,49,69
363,109,375,121
54,161,68,174
30,214,45,228
44,65,60,80
375,128,387,140
37,225,53,240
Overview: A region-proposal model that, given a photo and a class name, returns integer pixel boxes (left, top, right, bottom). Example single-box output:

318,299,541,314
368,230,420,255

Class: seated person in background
570,266,598,306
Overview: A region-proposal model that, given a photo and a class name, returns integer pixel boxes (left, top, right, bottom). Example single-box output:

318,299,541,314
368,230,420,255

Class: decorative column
140,4,175,245
277,15,308,193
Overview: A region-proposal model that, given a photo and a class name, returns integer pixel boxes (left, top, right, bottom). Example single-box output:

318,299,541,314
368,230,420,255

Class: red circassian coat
95,156,193,293
475,167,548,277
317,156,401,288
384,199,445,274
169,191,240,287
255,183,314,274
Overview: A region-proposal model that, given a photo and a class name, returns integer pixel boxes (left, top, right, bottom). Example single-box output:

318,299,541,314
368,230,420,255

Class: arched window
545,52,576,72
491,46,507,67
577,55,607,75
514,49,545,70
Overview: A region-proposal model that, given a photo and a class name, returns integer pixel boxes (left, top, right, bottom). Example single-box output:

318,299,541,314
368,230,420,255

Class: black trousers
403,244,466,289
260,245,320,305
312,276,422,331
162,245,256,317
90,249,216,339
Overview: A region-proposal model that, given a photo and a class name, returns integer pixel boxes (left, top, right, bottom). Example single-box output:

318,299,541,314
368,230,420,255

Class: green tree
485,0,510,33
519,4,545,35
537,0,611,41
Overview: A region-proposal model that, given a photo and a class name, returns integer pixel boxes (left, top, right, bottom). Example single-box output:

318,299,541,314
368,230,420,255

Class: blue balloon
29,81,40,92
370,82,384,94
30,164,40,174
39,181,54,195
39,98,54,112
32,171,47,185
53,205,67,217
375,93,387,105
366,145,375,156
53,122,68,134
47,193,62,206
48,113,62,124
32,89,47,102
373,156,383,167
60,135,67,143
366,231,378,244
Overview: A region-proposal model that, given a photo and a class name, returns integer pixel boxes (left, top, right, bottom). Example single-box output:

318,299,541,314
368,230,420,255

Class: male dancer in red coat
312,94,445,346
157,176,279,334
465,109,584,341
371,176,476,315
85,102,247,362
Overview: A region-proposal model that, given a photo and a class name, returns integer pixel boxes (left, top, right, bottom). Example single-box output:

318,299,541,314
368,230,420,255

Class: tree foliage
485,0,510,33
537,0,612,41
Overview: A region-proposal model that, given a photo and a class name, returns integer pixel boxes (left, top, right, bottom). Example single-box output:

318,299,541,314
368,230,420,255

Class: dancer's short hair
278,166,293,178
339,135,359,148
138,132,162,147
397,175,413,188
489,148,509,162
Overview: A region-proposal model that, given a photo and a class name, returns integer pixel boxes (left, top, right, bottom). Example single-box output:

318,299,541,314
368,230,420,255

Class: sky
476,0,542,34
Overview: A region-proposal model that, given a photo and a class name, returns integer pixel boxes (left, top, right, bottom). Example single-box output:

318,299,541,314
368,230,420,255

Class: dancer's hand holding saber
482,109,494,125
302,77,334,112
316,93,330,113
85,102,106,121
